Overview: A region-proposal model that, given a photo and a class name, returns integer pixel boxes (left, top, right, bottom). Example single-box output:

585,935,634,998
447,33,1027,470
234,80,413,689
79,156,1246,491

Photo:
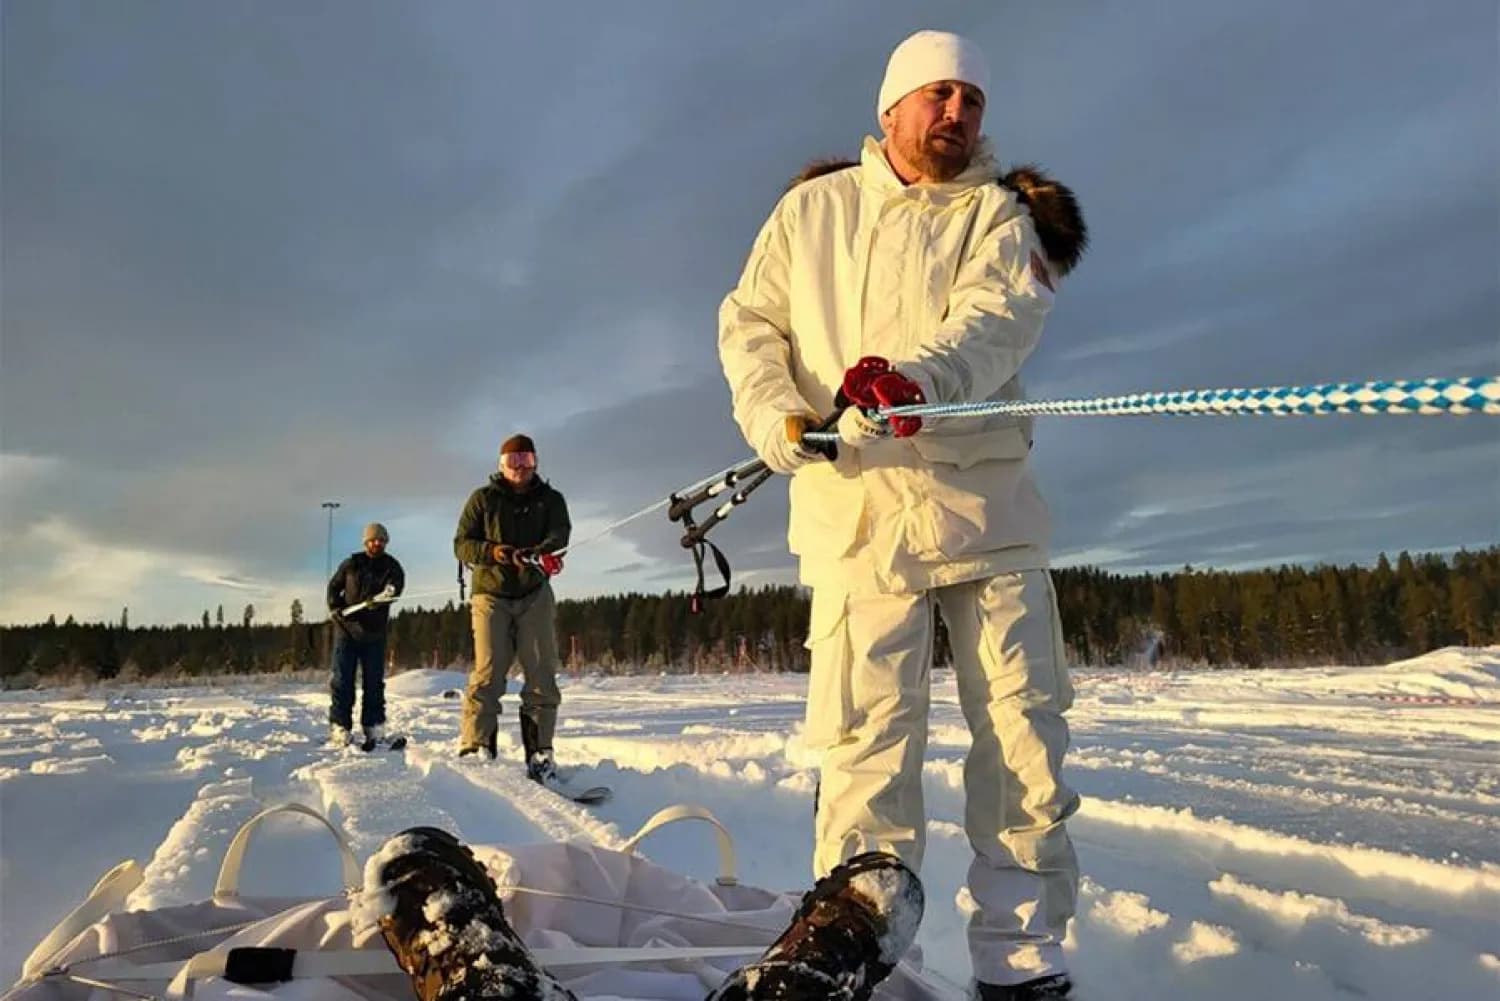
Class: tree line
2,547,1495,688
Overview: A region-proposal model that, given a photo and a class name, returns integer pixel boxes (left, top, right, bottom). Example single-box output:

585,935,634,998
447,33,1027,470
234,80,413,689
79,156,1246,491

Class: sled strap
163,945,388,998
623,804,739,886
150,942,762,992
21,858,146,981
72,948,394,989
214,803,360,900
542,944,762,966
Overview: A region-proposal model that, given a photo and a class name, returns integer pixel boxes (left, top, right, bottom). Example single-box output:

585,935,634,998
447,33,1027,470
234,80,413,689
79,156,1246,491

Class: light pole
321,501,341,579
319,500,341,668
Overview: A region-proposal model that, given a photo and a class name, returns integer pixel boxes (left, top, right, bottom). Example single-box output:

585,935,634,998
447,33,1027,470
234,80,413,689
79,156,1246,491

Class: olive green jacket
454,474,571,598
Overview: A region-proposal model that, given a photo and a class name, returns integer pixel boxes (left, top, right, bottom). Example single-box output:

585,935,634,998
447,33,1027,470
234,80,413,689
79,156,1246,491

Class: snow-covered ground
3,648,1498,1000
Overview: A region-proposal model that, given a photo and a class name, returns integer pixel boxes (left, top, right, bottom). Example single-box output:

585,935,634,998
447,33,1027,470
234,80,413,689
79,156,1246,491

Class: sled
6,802,965,1001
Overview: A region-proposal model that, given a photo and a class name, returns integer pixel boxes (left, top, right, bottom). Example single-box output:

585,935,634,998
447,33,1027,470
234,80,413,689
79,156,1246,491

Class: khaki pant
461,586,562,753
806,569,1079,986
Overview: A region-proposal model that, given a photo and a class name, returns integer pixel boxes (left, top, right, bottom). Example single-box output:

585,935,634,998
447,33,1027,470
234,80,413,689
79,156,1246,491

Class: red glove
870,371,925,437
846,360,924,438
841,357,925,437
840,356,891,408
536,552,564,577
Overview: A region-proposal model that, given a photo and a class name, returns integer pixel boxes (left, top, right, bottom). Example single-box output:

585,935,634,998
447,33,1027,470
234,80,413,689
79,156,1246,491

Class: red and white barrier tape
1350,693,1492,707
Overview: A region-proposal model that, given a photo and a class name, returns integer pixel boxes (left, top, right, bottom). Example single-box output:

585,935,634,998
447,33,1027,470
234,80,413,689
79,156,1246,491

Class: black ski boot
706,851,923,1001
976,974,1073,999
519,710,554,784
368,826,577,1001
527,749,558,785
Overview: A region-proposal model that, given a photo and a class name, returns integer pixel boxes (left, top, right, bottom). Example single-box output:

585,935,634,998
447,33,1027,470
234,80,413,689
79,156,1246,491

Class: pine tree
4,547,1494,683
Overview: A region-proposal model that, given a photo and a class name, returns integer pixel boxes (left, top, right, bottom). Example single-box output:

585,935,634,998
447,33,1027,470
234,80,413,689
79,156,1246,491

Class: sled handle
215,803,361,900
21,858,146,981
622,804,739,886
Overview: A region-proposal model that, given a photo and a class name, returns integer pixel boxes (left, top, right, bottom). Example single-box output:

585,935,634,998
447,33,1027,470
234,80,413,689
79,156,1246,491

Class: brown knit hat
500,433,536,456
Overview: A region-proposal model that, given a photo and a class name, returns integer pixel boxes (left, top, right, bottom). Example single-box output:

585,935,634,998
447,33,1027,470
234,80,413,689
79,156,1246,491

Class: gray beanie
362,522,390,543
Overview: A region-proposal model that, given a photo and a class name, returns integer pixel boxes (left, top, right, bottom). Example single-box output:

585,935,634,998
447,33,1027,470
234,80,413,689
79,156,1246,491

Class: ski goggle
500,451,537,470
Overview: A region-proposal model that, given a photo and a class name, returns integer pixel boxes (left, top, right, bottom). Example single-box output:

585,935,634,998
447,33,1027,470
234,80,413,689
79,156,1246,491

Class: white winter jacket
719,136,1058,594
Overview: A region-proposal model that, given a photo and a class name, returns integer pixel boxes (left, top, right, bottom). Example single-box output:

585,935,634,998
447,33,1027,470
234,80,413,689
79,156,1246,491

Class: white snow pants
805,569,1080,986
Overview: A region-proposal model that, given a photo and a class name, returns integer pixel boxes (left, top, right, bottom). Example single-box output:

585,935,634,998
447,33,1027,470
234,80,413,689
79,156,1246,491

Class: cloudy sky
2,1,1496,626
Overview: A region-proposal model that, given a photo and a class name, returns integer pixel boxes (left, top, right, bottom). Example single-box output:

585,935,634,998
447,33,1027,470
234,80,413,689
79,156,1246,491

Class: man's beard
894,127,973,181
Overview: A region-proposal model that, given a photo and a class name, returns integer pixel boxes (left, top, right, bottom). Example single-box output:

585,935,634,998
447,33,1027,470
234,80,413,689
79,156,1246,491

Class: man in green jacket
453,433,571,778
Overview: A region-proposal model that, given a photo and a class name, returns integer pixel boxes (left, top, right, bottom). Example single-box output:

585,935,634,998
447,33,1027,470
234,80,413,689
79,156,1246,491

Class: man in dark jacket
453,433,570,778
327,522,406,746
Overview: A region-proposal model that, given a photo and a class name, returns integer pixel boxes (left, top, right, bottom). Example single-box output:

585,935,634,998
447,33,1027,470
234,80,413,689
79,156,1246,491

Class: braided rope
885,376,1500,420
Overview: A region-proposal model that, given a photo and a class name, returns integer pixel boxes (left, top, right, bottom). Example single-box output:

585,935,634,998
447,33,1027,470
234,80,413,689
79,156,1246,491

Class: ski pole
666,411,841,546
338,552,565,616
337,591,403,616
799,375,1500,445
667,457,767,524
661,413,839,612
350,471,762,618
675,465,776,549
341,414,846,618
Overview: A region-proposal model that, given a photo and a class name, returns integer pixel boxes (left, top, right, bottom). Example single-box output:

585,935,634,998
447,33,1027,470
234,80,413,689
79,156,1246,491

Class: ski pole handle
669,410,841,538
679,466,775,547
796,411,842,461
668,458,767,523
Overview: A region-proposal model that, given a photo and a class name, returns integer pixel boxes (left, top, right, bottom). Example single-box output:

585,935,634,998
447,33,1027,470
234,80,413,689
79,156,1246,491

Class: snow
847,865,924,965
2,647,1498,1000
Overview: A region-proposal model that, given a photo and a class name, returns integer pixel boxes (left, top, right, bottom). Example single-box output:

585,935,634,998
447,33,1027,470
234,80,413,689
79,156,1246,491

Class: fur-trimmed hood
786,153,1087,276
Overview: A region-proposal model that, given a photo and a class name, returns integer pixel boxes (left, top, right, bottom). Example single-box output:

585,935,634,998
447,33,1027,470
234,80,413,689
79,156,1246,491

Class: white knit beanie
877,30,990,118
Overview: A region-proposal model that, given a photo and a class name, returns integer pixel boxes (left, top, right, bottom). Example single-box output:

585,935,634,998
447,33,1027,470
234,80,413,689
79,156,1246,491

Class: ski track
2,650,1498,1000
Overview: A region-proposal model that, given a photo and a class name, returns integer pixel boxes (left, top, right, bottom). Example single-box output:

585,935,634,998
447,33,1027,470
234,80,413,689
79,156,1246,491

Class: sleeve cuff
895,364,939,405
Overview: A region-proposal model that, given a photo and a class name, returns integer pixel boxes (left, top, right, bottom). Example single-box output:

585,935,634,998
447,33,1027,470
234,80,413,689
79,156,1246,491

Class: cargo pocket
973,570,1071,709
1040,571,1074,711
802,590,853,749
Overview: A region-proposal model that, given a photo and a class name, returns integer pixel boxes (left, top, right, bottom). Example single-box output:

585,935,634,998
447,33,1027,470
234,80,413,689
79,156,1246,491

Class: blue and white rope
802,377,1499,444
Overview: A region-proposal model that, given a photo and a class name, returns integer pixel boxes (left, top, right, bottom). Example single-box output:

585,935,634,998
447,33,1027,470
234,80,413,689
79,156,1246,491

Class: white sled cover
7,804,962,1001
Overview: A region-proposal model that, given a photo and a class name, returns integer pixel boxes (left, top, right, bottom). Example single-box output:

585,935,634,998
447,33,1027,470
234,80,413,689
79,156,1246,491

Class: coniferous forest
1,548,1495,688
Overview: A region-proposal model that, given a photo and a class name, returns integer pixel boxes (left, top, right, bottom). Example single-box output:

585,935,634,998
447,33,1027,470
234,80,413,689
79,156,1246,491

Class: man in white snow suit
453,434,570,781
718,30,1088,1000
326,521,405,746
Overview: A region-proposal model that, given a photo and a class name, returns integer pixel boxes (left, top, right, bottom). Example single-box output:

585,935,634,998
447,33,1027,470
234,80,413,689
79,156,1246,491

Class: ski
536,771,611,804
